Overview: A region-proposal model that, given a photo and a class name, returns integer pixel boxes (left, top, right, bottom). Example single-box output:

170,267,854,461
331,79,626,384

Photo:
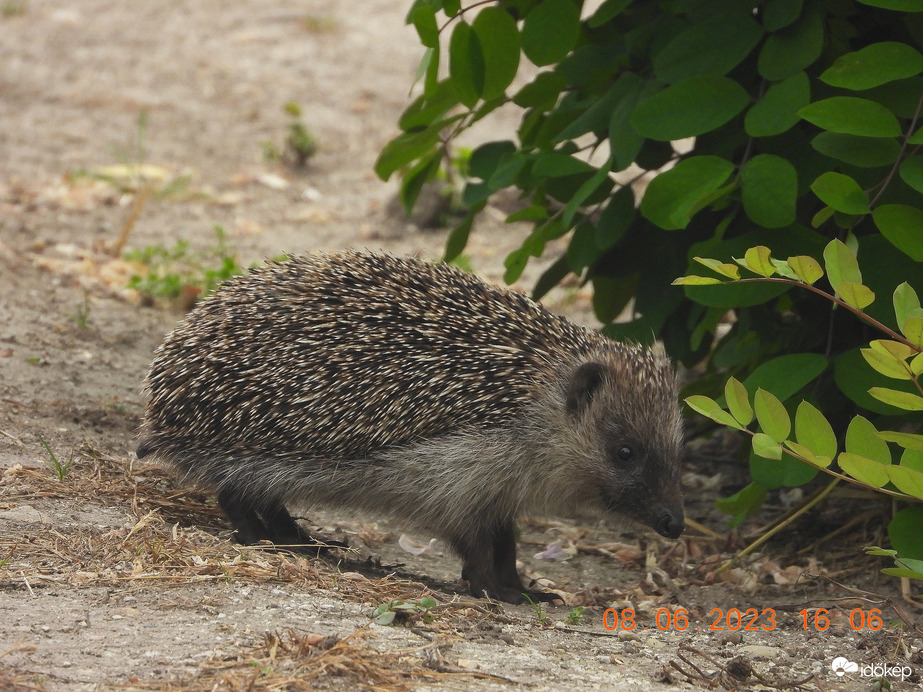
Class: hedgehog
136,251,684,603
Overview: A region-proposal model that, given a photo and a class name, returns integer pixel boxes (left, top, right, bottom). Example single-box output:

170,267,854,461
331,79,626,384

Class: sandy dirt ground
0,2,920,690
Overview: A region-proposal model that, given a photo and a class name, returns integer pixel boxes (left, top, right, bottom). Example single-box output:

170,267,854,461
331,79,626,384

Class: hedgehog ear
566,362,606,415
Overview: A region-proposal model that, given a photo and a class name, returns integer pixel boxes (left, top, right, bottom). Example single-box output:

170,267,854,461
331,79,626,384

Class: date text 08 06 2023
602,608,885,632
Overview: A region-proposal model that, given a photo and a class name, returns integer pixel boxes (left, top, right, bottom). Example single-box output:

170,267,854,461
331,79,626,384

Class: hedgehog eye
616,445,633,461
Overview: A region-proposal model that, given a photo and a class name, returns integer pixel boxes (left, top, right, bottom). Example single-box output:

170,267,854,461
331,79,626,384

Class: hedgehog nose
655,510,684,539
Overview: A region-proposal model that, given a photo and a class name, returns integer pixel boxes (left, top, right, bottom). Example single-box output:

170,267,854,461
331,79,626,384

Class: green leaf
741,245,775,277
513,71,567,110
880,431,923,452
845,415,891,465
784,439,832,467
770,258,800,280
562,157,614,226
838,452,889,488
762,0,803,31
741,155,798,228
758,6,823,80
608,73,646,171
894,282,922,330
449,22,484,107
810,172,870,214
588,0,633,27
858,0,923,9
861,347,913,380
787,255,824,284
836,281,876,310
750,446,818,487
399,152,441,215
904,317,923,347
743,353,829,401
468,141,516,182
745,71,810,137
795,401,837,459
900,156,923,195
472,7,521,101
374,124,446,181
521,0,580,67
673,275,724,286
823,238,862,289
685,395,743,430
630,76,750,141
821,42,923,90
869,387,923,410
725,377,753,426
594,186,634,250
653,12,764,84
754,388,791,443
752,432,783,459
811,133,901,168
715,481,767,526
694,257,740,279
888,466,923,499
640,156,736,230
888,507,923,562
873,205,923,261
799,97,902,137
410,5,439,48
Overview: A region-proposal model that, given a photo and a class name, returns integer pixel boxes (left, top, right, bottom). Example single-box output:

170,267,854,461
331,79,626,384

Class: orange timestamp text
602,607,885,632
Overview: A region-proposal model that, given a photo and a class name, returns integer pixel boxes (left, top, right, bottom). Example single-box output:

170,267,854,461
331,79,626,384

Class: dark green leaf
899,156,923,194
588,0,633,27
608,73,646,171
742,353,829,401
745,71,810,137
834,348,919,415
443,205,481,262
811,132,900,168
631,76,750,141
810,172,870,214
594,186,635,250
472,7,521,100
758,6,823,80
873,205,923,261
513,71,567,110
533,254,572,301
640,156,736,230
374,123,447,181
567,219,598,273
821,42,923,90
762,0,803,31
449,22,484,107
562,157,614,226
799,97,902,137
858,0,923,9
532,153,594,178
398,80,459,132
522,0,580,67
889,507,923,561
468,141,516,181
399,152,441,215
741,154,798,228
654,12,764,84
750,447,819,487
410,5,439,48
715,482,767,527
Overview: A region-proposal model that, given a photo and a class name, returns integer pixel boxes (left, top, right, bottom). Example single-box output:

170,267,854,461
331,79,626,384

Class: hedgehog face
566,355,685,539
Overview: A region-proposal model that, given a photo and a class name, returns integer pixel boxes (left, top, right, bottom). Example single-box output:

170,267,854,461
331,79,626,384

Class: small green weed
37,433,72,480
522,594,549,626
1,0,28,16
282,102,317,168
126,225,242,304
72,290,91,329
372,597,438,625
565,606,585,625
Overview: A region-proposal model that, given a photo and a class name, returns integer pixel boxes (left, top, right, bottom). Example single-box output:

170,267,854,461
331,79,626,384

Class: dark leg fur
454,520,560,604
216,489,344,551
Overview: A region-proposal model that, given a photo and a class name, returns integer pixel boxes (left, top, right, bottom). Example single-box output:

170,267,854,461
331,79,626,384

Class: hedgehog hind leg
455,520,562,604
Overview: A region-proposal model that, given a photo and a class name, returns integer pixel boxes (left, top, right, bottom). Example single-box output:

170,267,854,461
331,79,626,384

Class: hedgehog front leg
217,489,309,545
492,521,561,604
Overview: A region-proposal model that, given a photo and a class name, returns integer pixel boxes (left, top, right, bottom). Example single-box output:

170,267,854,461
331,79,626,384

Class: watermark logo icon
831,657,859,677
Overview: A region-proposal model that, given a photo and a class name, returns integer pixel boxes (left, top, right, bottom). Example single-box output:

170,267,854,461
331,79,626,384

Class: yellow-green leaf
685,395,744,429
823,238,862,289
861,347,914,380
878,431,923,451
795,401,837,459
672,275,724,286
754,388,791,442
743,246,775,277
888,465,923,499
869,387,923,410
694,256,741,279
845,415,891,464
903,316,923,347
752,432,782,459
912,352,923,376
785,439,832,468
787,255,824,284
893,282,921,329
869,339,916,360
838,452,890,488
770,258,799,280
836,281,875,310
725,376,753,426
